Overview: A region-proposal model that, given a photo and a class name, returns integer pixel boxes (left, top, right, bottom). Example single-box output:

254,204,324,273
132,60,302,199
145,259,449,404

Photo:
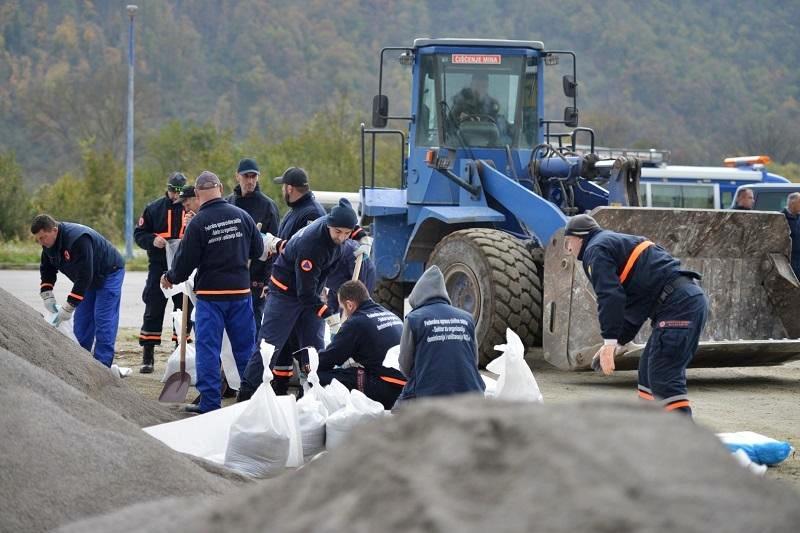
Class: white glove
41,290,58,314
614,342,639,356
353,235,373,259
260,232,283,260
51,302,75,327
326,313,342,336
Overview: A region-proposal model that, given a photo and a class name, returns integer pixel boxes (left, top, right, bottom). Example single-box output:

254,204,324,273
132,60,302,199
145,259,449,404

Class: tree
0,152,32,239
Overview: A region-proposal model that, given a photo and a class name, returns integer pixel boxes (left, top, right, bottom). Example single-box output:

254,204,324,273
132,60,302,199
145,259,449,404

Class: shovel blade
158,371,191,403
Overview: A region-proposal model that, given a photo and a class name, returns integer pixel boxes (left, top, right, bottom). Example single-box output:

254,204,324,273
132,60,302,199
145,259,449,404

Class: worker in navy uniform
33,214,126,367
323,238,377,331
161,171,264,414
268,166,327,251
563,214,709,415
781,192,800,279
225,158,279,335
238,198,358,400
134,172,191,373
315,280,405,409
396,265,485,403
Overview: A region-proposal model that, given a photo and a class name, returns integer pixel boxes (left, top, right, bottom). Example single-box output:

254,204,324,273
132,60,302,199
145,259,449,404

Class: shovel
159,292,191,403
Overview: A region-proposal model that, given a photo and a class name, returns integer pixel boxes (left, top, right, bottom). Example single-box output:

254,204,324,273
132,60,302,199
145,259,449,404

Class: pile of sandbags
62,398,800,533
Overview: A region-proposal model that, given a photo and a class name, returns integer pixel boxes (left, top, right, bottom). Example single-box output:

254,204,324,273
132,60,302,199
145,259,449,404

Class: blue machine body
362,39,630,284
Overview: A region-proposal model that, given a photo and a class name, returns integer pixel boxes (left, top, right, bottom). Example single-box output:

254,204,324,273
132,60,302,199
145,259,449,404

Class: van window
753,191,792,212
650,184,715,209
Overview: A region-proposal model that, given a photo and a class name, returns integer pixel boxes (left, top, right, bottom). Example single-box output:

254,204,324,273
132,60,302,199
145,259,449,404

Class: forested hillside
0,0,798,238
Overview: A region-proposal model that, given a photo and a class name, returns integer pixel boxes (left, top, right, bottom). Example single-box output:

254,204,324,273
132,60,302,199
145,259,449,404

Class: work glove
353,235,373,259
259,232,283,260
51,302,75,327
40,290,58,314
326,313,342,336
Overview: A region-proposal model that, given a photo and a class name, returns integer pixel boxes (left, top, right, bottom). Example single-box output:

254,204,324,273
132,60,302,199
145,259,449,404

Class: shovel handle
352,253,364,282
179,292,189,373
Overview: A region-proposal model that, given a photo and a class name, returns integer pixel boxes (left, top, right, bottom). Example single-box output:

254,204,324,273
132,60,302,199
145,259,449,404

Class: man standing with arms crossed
226,158,279,334
162,171,264,414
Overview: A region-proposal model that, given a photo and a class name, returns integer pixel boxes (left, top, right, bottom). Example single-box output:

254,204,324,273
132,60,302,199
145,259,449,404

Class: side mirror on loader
564,107,579,128
372,95,389,128
562,75,577,98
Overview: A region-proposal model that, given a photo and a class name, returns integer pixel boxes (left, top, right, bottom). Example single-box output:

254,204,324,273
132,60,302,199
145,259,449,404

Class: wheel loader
359,37,800,369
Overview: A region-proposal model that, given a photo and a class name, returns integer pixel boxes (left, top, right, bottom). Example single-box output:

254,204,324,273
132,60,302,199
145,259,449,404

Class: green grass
0,239,149,271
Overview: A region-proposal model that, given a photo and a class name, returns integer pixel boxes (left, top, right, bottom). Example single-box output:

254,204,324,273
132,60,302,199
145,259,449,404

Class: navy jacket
269,217,343,318
782,208,800,259
134,194,186,264
318,299,405,380
227,183,280,285
398,266,485,400
40,222,125,307
579,229,685,344
277,192,326,241
325,239,377,313
166,197,263,301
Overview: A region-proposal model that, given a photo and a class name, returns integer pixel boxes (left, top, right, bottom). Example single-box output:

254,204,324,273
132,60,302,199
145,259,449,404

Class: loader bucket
542,207,800,370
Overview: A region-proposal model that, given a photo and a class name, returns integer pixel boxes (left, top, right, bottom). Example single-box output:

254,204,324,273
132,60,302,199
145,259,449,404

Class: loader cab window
415,53,537,149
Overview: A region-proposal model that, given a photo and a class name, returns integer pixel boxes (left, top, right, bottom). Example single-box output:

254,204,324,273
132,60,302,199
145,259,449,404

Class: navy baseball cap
273,167,309,186
237,158,259,175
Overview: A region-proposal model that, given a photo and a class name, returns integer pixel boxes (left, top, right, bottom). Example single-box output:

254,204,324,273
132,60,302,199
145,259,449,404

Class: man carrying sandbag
314,280,405,409
161,171,264,414
396,265,485,403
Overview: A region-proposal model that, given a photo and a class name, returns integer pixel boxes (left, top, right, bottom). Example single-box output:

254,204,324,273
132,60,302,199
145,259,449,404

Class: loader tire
374,279,410,319
428,228,542,367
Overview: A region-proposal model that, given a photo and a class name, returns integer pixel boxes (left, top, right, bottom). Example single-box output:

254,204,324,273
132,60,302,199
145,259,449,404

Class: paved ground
3,269,799,488
0,269,163,329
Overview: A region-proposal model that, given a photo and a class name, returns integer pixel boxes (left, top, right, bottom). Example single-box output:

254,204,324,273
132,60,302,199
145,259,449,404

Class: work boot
139,345,155,374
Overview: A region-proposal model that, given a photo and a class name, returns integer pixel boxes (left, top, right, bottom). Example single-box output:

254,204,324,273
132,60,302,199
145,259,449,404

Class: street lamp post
124,5,138,259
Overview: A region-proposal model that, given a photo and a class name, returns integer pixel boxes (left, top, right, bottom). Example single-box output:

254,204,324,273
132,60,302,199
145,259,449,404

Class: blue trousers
195,297,255,413
73,269,124,367
238,290,324,400
637,283,708,415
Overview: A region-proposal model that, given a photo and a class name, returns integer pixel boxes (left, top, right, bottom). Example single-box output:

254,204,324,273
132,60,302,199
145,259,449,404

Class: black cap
195,171,222,190
237,158,259,175
167,172,187,189
273,167,309,186
179,185,196,199
327,198,358,229
564,214,601,237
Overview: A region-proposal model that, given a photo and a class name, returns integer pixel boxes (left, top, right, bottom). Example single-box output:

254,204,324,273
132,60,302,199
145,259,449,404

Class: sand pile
61,398,800,533
0,347,246,533
0,288,175,426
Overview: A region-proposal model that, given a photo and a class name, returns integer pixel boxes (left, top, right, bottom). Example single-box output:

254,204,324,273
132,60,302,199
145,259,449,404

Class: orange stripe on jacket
619,240,654,284
380,376,407,386
317,304,328,318
195,289,250,295
270,276,289,291
40,283,54,289
68,292,84,301
273,369,294,377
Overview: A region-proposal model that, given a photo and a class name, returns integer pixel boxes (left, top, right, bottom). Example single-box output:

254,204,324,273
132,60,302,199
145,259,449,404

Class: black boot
140,345,154,374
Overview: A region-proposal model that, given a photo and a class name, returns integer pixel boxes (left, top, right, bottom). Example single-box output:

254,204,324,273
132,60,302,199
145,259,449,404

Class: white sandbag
45,309,79,345
297,399,327,460
220,330,241,390
326,389,384,451
223,341,302,477
161,343,197,384
486,328,543,403
718,431,794,466
317,379,350,415
165,239,181,269
482,374,498,397
382,344,401,371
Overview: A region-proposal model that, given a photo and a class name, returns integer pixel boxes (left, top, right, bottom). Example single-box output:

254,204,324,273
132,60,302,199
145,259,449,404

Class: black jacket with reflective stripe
134,194,186,264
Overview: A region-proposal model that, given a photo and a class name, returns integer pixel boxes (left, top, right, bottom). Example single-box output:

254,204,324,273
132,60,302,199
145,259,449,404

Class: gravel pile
0,347,246,532
61,397,800,532
0,287,175,426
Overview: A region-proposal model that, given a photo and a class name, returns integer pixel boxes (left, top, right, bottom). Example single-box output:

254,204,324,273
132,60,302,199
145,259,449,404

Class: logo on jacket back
63,250,70,261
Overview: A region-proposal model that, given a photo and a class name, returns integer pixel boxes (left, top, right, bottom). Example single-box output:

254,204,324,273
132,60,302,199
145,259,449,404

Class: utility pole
124,5,138,259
